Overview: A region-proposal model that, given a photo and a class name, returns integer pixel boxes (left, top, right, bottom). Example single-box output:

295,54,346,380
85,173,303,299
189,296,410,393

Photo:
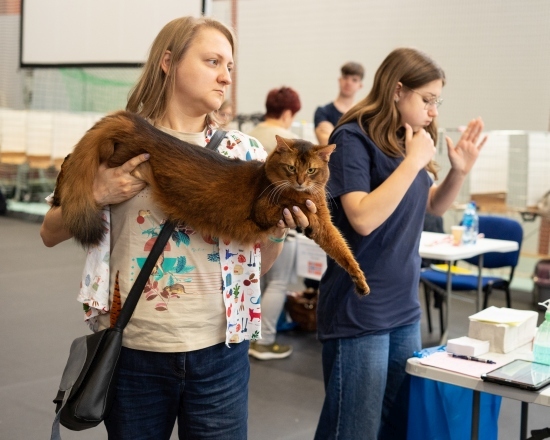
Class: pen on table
448,353,496,364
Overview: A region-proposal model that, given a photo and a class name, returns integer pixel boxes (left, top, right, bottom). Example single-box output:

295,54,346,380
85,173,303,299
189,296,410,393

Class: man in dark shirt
313,61,364,145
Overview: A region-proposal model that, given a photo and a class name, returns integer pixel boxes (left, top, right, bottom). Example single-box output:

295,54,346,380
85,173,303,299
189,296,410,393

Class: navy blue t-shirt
317,122,431,340
314,102,343,127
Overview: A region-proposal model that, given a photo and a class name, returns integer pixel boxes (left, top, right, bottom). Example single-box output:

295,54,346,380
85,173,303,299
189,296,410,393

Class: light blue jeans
258,236,297,345
314,321,421,440
104,341,250,440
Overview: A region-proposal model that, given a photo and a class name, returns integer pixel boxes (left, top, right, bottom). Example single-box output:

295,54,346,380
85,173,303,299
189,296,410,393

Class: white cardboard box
296,234,326,281
446,336,490,356
468,307,538,354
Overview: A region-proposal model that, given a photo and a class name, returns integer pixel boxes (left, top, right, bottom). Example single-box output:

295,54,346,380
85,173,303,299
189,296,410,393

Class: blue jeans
314,322,421,440
104,341,250,440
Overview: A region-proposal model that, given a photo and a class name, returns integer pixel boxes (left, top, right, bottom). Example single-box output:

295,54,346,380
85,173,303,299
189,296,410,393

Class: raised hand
446,117,487,175
93,153,150,206
404,123,436,171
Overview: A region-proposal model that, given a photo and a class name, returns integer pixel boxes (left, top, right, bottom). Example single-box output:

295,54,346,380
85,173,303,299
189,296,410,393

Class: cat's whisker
307,183,323,197
275,181,294,205
257,181,283,199
265,184,288,206
324,189,337,209
267,184,285,205
268,183,289,205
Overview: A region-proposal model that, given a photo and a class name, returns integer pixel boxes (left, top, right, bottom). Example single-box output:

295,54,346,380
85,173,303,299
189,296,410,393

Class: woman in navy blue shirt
314,48,487,440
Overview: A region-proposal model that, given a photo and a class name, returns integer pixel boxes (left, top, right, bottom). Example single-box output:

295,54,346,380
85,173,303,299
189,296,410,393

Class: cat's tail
54,112,133,247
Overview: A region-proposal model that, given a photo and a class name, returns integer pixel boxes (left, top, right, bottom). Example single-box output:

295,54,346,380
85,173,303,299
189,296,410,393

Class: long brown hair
126,16,235,125
337,48,445,178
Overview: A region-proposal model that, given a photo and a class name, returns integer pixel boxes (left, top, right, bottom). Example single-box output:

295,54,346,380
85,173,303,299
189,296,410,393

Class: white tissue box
296,234,326,281
446,336,490,356
468,307,538,354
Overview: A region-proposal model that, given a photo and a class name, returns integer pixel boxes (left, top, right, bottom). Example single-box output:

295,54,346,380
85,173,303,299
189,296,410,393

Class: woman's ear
160,50,172,74
394,81,403,103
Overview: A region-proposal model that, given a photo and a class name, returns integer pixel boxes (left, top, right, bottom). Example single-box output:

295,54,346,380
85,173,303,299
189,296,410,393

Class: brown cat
52,110,369,295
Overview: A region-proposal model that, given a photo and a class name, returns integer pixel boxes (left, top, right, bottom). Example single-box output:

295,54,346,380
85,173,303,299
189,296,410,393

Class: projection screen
20,0,204,67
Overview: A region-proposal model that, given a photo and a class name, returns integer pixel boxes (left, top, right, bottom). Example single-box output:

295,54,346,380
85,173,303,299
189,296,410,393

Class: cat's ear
275,135,293,153
317,144,336,162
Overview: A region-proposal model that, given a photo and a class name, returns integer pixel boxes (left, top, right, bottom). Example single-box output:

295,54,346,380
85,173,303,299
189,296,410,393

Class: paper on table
469,306,537,327
420,351,509,378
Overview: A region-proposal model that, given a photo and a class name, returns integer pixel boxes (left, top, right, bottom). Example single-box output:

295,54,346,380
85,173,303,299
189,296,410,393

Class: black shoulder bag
50,129,227,439
51,220,175,439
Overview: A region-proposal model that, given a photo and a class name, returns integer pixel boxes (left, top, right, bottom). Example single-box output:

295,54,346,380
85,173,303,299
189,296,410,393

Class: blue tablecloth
408,376,502,440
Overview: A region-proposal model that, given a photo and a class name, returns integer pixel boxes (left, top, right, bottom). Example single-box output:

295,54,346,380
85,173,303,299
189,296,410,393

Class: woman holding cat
41,16,313,440
314,47,486,440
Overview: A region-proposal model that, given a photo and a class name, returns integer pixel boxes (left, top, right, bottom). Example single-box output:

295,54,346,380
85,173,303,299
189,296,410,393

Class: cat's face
265,136,336,193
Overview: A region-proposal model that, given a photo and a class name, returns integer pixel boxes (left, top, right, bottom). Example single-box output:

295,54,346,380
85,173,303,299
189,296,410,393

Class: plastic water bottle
462,202,479,245
534,300,550,365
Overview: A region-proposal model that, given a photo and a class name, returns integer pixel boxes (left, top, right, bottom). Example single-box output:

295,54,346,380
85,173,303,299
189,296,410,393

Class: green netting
59,68,140,113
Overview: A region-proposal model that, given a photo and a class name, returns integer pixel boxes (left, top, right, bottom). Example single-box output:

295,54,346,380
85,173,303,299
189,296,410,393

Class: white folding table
407,344,549,440
419,232,519,344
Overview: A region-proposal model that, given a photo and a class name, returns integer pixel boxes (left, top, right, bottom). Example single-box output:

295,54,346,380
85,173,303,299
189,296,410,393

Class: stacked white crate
51,111,103,166
0,108,27,163
25,110,54,167
507,132,550,209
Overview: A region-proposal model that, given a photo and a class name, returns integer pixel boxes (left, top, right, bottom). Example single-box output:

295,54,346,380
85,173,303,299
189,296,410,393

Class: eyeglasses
408,88,443,110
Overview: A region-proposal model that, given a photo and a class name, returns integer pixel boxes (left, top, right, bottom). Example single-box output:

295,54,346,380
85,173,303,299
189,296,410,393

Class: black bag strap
207,130,227,151
114,220,176,330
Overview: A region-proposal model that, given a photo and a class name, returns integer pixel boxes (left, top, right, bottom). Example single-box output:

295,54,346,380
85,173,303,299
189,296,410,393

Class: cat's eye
287,165,296,172
307,168,316,175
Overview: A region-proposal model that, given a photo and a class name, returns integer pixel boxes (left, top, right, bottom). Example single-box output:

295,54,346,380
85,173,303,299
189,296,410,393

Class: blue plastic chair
420,216,523,334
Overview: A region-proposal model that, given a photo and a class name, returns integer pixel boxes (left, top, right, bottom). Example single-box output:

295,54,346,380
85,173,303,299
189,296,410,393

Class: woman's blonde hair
337,47,445,178
127,16,235,125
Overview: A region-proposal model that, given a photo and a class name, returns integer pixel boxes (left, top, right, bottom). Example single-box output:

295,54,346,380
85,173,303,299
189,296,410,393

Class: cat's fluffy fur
52,111,369,295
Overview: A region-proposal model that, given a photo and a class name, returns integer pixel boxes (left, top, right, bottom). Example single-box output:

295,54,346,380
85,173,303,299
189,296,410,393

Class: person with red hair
247,87,301,153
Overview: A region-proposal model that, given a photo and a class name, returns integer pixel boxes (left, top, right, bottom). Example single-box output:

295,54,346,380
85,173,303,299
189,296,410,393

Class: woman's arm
40,154,150,247
341,125,436,236
40,206,73,247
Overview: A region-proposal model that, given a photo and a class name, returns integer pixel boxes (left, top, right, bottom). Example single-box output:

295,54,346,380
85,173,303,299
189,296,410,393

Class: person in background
216,99,235,128
247,86,301,360
314,47,486,440
313,61,364,145
41,16,315,440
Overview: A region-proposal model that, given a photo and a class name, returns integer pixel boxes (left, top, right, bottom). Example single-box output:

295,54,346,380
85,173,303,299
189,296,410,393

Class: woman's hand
267,199,318,240
282,199,317,230
404,124,436,171
93,154,149,206
446,117,487,175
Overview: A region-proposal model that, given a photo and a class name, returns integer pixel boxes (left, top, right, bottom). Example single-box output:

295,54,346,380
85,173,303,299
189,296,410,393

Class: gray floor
1,214,548,440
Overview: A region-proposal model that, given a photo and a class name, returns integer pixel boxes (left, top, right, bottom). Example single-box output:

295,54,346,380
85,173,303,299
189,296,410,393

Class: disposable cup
451,225,465,246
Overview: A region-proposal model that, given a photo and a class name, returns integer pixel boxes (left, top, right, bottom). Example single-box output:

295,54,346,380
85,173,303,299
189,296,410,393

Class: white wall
0,15,25,109
212,0,550,131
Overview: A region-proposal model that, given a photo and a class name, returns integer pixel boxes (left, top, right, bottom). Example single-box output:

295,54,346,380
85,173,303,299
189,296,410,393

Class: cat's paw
354,277,370,296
